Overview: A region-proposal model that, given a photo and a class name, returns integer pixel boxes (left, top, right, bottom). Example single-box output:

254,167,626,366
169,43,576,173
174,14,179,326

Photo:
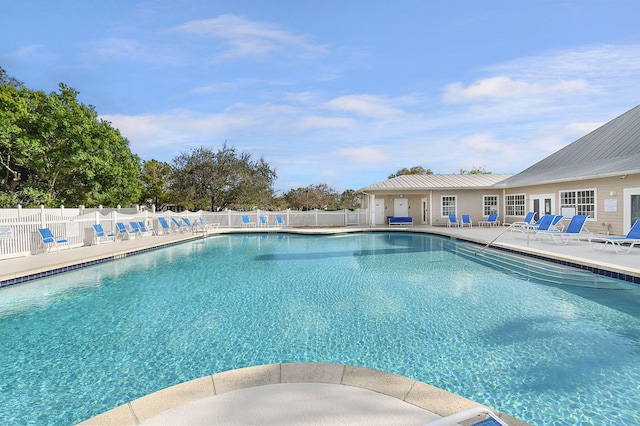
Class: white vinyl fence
0,206,369,260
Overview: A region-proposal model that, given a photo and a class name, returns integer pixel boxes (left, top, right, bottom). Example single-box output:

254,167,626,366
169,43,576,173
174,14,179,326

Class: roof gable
502,104,640,187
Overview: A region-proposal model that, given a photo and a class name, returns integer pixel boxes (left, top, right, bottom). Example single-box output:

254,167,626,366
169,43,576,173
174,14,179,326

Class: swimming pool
1,232,639,425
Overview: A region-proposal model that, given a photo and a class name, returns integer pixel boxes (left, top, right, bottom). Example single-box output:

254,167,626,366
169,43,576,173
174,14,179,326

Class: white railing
0,207,369,260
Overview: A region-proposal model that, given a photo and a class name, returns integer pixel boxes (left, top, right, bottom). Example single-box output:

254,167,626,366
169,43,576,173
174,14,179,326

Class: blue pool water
1,233,640,425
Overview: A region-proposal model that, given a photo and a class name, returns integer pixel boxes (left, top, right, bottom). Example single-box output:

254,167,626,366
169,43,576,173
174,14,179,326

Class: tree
140,159,172,208
460,166,491,175
283,184,339,210
171,143,277,211
1,69,142,207
388,165,433,179
337,189,361,210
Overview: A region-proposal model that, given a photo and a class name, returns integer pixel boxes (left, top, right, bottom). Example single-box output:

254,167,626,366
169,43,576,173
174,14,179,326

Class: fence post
315,209,319,226
112,210,118,232
40,204,46,228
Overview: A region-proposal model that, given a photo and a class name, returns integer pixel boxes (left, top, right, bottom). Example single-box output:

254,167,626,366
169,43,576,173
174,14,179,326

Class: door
421,198,429,224
531,195,554,221
374,198,385,225
394,198,409,217
624,188,640,234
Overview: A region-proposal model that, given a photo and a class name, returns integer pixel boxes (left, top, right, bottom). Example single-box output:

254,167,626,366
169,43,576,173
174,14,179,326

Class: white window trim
505,193,526,217
559,188,597,220
441,195,457,217
482,195,499,217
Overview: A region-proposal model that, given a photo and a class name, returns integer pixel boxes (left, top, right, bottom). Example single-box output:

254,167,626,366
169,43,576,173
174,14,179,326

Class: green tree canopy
459,166,492,174
0,68,142,207
283,183,339,210
388,165,433,179
170,143,277,211
140,159,172,208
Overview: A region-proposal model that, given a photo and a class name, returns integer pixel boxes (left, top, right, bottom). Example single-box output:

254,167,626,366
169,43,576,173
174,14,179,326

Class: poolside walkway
3,224,638,425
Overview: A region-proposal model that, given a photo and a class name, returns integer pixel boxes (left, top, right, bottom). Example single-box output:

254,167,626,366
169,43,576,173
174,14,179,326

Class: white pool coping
77,363,527,426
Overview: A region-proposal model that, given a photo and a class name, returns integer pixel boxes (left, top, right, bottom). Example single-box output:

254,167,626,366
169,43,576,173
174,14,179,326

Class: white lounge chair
589,219,640,254
511,211,536,229
478,213,499,227
157,217,174,234
241,215,256,228
447,214,460,227
116,222,136,240
543,215,591,244
38,228,70,252
93,224,116,244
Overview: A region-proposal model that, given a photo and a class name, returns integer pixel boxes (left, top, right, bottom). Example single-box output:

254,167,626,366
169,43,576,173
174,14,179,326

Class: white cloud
172,14,329,60
295,115,355,130
443,76,589,104
337,146,390,164
84,38,175,65
325,94,410,120
5,44,43,60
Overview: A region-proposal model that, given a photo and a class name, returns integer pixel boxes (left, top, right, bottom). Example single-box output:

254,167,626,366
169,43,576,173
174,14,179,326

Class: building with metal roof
359,105,640,234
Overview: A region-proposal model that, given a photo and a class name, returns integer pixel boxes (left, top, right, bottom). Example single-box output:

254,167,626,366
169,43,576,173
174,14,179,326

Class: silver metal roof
501,104,640,187
359,173,513,192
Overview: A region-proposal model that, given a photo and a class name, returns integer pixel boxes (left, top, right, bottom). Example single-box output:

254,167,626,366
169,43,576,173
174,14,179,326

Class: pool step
443,240,628,290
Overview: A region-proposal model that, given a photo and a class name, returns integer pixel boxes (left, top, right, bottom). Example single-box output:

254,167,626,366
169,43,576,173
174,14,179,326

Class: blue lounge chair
543,215,591,244
529,214,558,237
589,219,640,254
116,222,136,240
138,221,154,236
478,213,499,227
171,217,186,233
93,224,116,244
129,221,151,238
259,216,269,227
275,216,286,227
157,217,173,234
447,214,459,227
181,217,198,231
241,215,256,228
512,211,536,228
38,228,70,252
198,217,220,229
461,214,472,227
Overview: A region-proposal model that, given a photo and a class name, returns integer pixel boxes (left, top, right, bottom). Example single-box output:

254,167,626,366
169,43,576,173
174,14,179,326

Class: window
505,194,525,216
482,195,499,216
560,189,595,218
441,195,456,216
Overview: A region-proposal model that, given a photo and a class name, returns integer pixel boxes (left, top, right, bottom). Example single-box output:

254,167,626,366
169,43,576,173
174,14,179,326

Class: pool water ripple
1,233,640,425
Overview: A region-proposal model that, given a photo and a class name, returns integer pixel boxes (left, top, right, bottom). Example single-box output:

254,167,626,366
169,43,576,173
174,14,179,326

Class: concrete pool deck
77,363,525,426
2,225,638,425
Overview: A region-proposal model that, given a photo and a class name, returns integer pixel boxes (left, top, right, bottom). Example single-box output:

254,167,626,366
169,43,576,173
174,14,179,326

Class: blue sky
3,1,640,194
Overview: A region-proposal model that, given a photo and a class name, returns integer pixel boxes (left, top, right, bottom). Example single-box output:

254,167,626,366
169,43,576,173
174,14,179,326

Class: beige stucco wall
364,172,639,234
504,173,640,235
